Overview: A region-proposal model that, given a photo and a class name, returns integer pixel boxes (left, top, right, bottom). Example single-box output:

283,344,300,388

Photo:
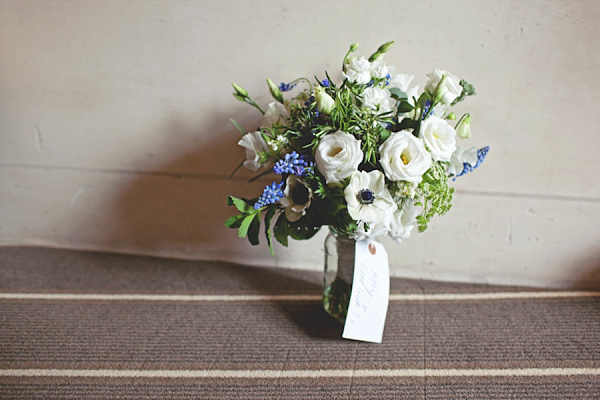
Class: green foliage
414,162,455,232
273,213,289,247
227,196,254,213
229,118,246,135
451,80,477,106
225,42,484,256
264,206,276,256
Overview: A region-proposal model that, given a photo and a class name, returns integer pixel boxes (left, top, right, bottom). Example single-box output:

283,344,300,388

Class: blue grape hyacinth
454,146,490,179
278,82,297,92
254,182,284,210
273,151,313,176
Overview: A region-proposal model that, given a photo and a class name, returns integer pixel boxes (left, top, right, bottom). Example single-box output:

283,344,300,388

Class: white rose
342,56,372,84
344,170,395,224
362,87,396,114
425,69,462,105
238,131,271,171
315,131,363,184
388,203,419,243
419,116,457,162
379,130,432,183
261,102,289,128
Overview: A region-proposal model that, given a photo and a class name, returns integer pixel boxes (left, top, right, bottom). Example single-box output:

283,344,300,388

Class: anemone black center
291,184,309,205
358,189,375,204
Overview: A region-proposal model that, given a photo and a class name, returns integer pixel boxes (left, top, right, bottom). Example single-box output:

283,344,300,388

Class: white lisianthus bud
379,130,432,184
315,131,363,184
231,82,248,98
419,116,457,162
315,86,335,114
266,78,284,103
425,69,462,105
456,114,472,139
368,40,395,62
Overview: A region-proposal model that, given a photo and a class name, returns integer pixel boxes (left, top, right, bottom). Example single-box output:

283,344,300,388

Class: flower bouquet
225,41,488,323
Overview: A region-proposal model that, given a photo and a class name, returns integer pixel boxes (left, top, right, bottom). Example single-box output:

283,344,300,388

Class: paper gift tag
342,240,390,343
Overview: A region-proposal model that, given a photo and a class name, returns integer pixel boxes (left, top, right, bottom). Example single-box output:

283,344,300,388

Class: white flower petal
420,116,457,162
315,131,363,184
379,131,432,183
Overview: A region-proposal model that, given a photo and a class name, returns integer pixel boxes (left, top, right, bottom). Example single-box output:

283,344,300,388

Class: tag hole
368,243,376,255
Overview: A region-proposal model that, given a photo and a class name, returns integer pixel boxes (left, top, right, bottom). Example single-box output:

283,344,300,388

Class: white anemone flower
279,175,313,222
352,201,397,241
344,170,395,224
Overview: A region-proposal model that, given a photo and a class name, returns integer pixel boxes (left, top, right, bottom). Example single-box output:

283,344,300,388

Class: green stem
288,77,313,92
245,98,265,115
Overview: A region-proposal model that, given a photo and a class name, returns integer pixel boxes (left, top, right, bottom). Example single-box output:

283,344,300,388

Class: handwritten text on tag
342,240,390,343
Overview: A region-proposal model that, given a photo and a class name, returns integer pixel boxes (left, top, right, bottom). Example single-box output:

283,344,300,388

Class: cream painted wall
1,0,599,288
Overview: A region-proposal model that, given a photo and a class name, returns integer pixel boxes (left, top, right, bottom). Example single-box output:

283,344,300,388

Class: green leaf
380,129,391,142
229,118,246,135
288,223,320,241
273,213,289,247
388,87,407,100
225,214,246,229
264,206,276,256
247,214,260,245
227,196,253,213
238,213,256,238
396,100,414,114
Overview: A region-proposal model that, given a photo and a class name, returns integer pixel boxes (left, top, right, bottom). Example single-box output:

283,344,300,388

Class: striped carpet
0,247,599,399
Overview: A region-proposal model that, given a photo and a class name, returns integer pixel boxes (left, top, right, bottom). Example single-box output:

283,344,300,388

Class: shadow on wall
97,108,270,260
572,250,600,290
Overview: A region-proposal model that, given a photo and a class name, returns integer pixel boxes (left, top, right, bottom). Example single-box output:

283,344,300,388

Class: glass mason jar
322,228,356,322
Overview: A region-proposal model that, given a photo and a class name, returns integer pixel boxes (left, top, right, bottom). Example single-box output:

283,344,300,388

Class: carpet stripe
1,368,600,378
0,291,599,302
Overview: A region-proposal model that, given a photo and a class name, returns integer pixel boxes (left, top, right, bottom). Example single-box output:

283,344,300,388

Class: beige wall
1,0,599,288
